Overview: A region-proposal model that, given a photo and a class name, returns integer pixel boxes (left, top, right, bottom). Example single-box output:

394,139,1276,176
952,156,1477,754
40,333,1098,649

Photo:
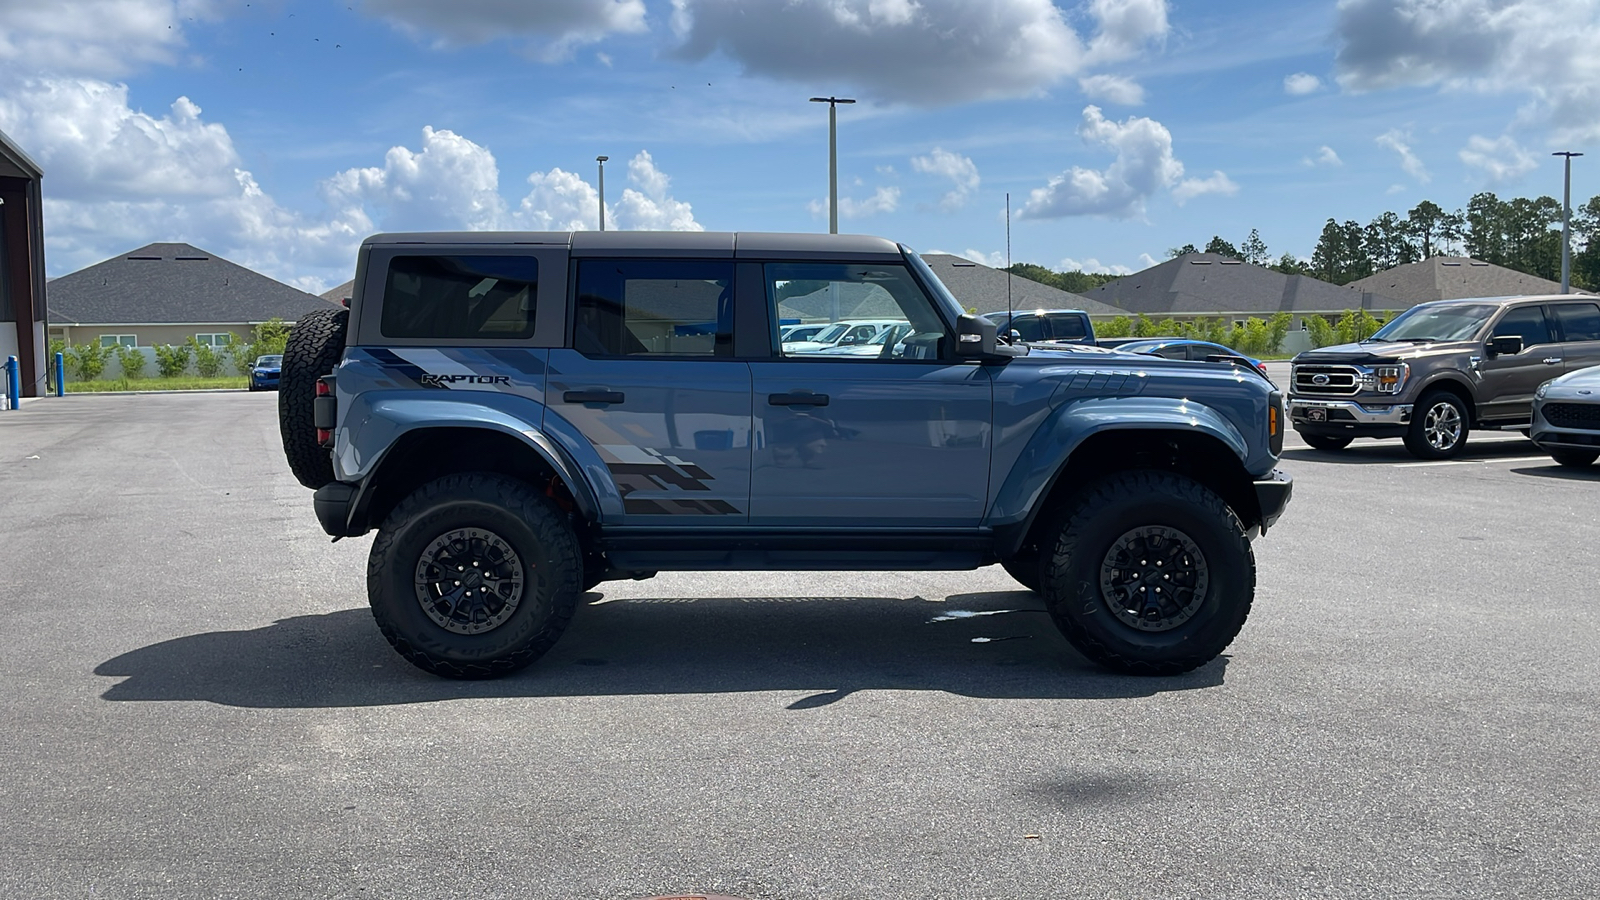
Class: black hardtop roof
361,231,905,258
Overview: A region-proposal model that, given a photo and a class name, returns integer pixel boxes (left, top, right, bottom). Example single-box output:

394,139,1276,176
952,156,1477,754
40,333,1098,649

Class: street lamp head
1553,151,1584,158
596,155,608,163
809,96,857,104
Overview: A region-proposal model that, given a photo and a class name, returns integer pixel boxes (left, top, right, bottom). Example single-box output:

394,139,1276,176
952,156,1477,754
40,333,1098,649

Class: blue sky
1,0,1596,293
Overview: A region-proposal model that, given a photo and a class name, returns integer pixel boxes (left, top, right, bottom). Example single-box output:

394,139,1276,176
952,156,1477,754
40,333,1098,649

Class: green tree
1306,316,1337,348
252,318,291,357
1272,253,1313,276
1406,200,1449,258
1334,309,1381,343
187,336,226,378
1365,210,1417,271
1204,235,1240,259
154,343,192,378
1265,312,1293,354
115,345,147,380
66,339,112,381
1097,316,1132,338
1571,194,1600,290
1166,243,1199,258
1239,229,1270,266
1465,192,1509,264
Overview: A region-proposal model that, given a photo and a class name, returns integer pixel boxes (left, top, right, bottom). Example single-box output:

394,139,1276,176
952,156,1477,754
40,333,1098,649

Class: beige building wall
50,323,254,350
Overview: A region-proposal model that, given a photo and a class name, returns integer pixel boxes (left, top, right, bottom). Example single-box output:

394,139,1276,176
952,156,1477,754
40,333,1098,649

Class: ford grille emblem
1312,374,1330,386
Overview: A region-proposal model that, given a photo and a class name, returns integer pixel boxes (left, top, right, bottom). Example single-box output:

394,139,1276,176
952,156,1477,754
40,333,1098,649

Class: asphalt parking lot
2,384,1598,899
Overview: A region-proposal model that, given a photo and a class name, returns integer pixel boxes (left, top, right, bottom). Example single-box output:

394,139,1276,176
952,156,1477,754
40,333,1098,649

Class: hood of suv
1294,339,1471,364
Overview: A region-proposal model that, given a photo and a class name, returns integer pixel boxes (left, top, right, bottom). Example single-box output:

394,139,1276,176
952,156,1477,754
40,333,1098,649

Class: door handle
563,390,625,405
768,390,830,407
1543,357,1563,365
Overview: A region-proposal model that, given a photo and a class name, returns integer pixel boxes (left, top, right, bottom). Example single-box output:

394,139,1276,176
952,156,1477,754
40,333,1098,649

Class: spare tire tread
279,306,348,489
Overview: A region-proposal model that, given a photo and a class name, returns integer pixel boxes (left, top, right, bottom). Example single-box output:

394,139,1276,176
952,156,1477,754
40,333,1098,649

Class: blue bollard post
5,356,18,410
55,351,65,397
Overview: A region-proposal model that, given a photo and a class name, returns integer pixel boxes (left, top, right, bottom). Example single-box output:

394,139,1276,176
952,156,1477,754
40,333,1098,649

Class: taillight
317,428,333,446
315,380,331,397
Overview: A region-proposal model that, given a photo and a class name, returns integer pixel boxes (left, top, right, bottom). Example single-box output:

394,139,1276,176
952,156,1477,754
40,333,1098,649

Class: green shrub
1335,309,1381,344
1307,316,1338,348
252,318,290,357
187,335,225,378
1097,316,1132,338
228,339,258,375
66,340,112,381
154,343,192,378
115,345,147,379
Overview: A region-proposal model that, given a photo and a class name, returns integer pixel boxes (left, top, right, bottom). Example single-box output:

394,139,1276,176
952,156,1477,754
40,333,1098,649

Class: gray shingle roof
1344,256,1589,304
320,279,355,304
1084,253,1403,317
47,243,342,326
922,254,1129,317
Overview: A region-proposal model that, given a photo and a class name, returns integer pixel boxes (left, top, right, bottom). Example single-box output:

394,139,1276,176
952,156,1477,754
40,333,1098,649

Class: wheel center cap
462,568,485,589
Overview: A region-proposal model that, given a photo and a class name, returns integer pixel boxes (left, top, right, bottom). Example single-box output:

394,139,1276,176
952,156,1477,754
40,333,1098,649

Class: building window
194,333,233,347
100,334,137,348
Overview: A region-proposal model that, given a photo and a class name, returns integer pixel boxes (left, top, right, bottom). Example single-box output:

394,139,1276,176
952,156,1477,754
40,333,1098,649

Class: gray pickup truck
1289,295,1600,459
278,231,1291,680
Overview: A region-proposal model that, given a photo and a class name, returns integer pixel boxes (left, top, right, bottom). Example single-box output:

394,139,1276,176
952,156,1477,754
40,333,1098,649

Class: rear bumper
313,481,362,537
1253,469,1293,534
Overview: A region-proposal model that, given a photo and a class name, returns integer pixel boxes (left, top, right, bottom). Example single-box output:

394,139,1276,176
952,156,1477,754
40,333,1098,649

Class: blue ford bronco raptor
278,231,1292,679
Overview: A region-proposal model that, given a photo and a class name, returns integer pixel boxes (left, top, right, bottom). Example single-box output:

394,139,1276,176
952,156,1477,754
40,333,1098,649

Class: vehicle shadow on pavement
1281,437,1537,465
93,591,1227,708
1509,463,1600,480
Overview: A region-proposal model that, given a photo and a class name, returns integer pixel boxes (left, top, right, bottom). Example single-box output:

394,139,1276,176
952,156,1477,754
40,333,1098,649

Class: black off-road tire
1550,448,1600,467
1001,556,1043,593
367,473,581,679
279,306,348,489
1300,433,1352,451
1041,470,1255,676
1403,390,1470,460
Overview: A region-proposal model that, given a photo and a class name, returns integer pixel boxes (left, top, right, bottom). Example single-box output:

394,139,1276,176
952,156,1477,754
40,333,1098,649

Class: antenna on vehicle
1005,192,1013,334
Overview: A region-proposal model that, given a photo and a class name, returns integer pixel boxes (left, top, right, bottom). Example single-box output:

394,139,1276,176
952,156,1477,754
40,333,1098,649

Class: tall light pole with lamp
809,96,856,234
1554,151,1583,293
596,155,609,232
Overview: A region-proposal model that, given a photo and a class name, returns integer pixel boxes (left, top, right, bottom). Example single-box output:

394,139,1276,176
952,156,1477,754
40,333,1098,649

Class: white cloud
1335,0,1600,142
1137,252,1159,269
910,147,979,210
1079,74,1145,106
0,0,214,78
363,0,647,62
1376,128,1430,183
1019,105,1202,219
808,185,900,219
1083,0,1169,65
1386,183,1407,194
323,126,508,232
1303,145,1343,167
1171,171,1239,205
611,150,702,230
1459,134,1538,184
962,249,1007,267
1060,256,1132,275
1283,72,1322,95
671,0,1168,105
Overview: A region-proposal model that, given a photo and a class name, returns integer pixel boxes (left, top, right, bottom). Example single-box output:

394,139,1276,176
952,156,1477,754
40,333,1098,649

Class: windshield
806,324,849,343
256,356,282,365
901,245,967,321
1370,304,1497,342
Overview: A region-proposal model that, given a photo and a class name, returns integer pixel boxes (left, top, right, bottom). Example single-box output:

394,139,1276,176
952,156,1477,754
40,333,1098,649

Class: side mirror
956,314,998,357
1487,335,1523,357
1008,329,1023,343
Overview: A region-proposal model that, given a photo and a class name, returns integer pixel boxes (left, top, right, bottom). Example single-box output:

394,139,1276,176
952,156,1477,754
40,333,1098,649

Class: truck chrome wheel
1098,525,1208,632
414,527,526,635
1422,400,1463,451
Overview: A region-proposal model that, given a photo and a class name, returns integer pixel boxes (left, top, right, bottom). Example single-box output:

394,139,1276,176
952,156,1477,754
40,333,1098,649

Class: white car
780,323,829,343
782,319,907,355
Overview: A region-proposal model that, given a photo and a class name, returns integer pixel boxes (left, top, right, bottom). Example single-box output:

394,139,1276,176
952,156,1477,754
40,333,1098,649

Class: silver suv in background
1288,295,1600,459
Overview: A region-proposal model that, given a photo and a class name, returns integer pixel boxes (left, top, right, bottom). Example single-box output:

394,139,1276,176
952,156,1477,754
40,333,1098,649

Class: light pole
809,96,856,234
596,155,609,232
1554,151,1583,293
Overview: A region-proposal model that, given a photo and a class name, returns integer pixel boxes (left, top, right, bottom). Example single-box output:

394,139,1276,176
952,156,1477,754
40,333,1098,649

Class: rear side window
574,259,735,357
1047,314,1088,340
381,256,538,340
1552,302,1600,342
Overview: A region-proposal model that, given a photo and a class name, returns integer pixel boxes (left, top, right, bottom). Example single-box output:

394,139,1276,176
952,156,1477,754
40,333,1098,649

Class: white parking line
1392,455,1552,468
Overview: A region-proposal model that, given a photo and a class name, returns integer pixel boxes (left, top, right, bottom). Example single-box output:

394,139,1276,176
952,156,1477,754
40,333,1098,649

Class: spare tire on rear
279,306,348,489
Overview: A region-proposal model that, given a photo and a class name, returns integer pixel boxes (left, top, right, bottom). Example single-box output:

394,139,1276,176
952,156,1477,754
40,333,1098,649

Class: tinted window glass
574,259,734,357
1046,314,1088,340
1552,303,1600,342
382,256,538,339
1491,305,1552,348
1009,316,1047,341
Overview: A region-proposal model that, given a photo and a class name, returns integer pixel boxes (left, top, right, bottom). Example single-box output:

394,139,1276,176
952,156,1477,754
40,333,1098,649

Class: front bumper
1289,397,1412,436
1253,469,1293,535
1530,398,1600,450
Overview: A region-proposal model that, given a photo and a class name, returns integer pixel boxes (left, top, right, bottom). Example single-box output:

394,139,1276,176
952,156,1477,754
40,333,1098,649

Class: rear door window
381,256,538,340
1552,302,1600,341
573,259,735,357
1046,314,1088,341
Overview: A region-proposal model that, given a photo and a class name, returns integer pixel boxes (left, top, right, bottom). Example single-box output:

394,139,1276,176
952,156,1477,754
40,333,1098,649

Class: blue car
1115,339,1271,382
249,354,282,391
